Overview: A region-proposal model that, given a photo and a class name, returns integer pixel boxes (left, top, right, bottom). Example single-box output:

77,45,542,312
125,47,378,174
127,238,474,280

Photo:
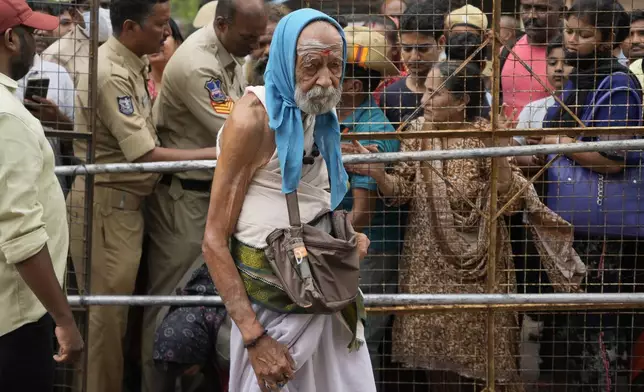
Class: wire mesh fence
21,0,644,391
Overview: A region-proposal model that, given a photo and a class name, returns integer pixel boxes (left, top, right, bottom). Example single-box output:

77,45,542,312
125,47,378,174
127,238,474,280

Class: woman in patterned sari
347,61,586,391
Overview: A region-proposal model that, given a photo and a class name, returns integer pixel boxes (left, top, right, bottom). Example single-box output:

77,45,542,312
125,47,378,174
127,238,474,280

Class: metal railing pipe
55,138,644,176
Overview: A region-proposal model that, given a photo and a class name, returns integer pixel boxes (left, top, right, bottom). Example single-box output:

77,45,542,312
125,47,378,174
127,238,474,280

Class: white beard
294,84,342,115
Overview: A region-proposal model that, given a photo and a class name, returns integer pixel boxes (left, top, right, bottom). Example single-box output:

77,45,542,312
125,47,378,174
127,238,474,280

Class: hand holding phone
24,77,50,101
23,79,72,129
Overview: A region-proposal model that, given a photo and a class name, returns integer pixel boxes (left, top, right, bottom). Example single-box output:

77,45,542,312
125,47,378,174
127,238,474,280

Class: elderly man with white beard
202,8,375,392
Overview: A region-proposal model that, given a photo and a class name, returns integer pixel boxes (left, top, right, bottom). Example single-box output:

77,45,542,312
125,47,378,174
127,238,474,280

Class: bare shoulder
220,94,273,166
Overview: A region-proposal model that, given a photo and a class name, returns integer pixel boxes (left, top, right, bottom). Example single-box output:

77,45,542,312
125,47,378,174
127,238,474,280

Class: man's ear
438,35,447,49
214,16,228,33
457,93,470,113
4,28,18,53
353,79,364,93
343,78,360,93
121,19,139,36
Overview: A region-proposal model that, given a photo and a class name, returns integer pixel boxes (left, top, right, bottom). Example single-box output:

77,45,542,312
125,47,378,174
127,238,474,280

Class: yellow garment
0,72,68,337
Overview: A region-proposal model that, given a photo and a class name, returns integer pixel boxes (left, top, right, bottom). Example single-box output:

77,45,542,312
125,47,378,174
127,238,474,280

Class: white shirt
15,54,75,121
616,49,629,67
514,95,556,145
14,55,76,191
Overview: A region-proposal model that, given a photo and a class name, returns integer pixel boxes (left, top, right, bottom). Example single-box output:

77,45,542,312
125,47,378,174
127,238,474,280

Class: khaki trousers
67,177,144,392
140,178,210,392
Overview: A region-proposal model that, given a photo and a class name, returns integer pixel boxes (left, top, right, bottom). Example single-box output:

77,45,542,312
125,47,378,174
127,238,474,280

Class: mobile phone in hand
24,77,50,100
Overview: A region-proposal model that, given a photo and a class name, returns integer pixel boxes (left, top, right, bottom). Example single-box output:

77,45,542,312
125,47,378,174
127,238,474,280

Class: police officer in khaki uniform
42,16,88,87
141,0,267,390
41,5,111,88
69,1,219,391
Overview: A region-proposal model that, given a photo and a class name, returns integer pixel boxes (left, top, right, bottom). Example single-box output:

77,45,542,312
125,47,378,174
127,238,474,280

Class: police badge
204,78,227,103
117,96,134,115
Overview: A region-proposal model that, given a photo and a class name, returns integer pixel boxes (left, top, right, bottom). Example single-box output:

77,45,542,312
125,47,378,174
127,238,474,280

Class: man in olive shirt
69,1,218,391
0,0,83,390
141,1,266,389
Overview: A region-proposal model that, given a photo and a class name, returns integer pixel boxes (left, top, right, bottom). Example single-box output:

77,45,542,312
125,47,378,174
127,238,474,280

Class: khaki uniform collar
106,36,148,74
207,23,236,71
76,24,89,40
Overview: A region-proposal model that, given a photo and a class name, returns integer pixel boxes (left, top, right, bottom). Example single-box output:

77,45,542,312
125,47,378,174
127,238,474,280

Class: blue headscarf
263,9,349,210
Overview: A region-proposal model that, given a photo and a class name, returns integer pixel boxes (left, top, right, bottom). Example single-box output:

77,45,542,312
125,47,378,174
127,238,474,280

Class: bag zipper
296,239,355,252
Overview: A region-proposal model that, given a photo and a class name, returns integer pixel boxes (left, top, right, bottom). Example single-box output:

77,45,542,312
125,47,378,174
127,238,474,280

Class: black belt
160,175,211,193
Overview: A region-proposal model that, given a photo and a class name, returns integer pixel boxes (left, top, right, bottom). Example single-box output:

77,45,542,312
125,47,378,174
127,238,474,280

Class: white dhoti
229,304,376,392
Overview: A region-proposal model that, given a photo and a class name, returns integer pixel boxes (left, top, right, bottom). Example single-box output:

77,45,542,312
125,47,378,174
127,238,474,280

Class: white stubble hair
294,84,342,115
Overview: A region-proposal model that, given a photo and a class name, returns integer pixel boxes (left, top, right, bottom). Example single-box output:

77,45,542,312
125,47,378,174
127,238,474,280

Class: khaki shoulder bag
264,191,361,313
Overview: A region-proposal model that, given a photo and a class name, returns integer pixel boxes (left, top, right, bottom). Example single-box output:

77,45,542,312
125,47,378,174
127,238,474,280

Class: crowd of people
2,0,644,391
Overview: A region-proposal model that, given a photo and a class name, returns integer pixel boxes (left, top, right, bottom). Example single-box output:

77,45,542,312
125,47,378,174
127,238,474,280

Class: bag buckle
293,246,308,265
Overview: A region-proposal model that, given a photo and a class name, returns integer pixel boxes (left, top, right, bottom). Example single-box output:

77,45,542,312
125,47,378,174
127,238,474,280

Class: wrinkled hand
344,140,385,179
54,320,84,363
25,96,71,128
356,232,370,261
248,334,296,392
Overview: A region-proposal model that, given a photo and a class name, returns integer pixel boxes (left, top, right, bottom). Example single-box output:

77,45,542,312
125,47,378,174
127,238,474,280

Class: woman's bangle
244,329,268,349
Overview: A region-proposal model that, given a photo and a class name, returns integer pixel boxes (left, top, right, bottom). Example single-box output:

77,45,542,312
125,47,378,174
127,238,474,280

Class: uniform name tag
117,96,134,115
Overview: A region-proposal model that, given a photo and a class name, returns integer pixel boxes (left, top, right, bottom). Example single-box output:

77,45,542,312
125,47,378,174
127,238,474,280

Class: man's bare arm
202,95,273,343
15,245,75,328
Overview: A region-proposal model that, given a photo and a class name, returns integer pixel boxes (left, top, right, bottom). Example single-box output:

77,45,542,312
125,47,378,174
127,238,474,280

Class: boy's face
400,32,443,78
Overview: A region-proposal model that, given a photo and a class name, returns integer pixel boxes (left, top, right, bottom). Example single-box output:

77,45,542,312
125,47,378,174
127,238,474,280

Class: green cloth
231,237,366,351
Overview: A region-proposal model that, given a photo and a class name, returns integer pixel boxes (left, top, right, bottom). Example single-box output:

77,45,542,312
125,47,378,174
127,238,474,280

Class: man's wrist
244,329,268,349
54,312,76,328
240,319,266,345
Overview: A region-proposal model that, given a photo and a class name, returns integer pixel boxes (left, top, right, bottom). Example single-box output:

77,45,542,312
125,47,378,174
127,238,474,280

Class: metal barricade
57,0,644,390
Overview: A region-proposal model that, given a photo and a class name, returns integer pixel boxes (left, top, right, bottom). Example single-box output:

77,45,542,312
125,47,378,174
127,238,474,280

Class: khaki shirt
42,24,90,88
74,37,160,197
0,72,68,337
153,23,244,181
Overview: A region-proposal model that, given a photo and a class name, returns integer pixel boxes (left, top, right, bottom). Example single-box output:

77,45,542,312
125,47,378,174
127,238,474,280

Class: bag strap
285,191,302,227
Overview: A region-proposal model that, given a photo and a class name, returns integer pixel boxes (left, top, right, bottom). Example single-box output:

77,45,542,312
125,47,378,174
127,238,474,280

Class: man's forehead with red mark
296,20,344,59
297,40,343,58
